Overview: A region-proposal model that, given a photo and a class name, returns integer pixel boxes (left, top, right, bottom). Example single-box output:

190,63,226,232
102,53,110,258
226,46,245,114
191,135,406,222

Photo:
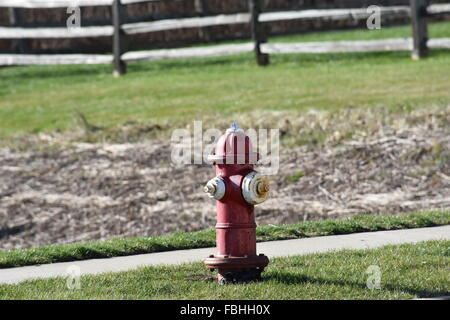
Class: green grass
1,240,448,299
285,170,305,183
1,22,450,138
1,210,449,269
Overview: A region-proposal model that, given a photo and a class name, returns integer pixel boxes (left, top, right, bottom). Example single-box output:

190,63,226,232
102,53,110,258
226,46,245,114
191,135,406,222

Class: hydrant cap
204,177,226,200
207,123,259,164
242,171,270,205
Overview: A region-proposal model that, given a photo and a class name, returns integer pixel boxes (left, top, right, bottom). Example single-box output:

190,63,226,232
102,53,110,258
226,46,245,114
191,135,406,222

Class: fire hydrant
204,123,270,284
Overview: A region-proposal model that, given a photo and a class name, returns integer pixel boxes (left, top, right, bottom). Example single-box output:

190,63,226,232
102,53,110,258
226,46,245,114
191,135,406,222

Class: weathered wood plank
2,38,450,66
123,38,450,62
0,26,114,39
122,6,414,36
0,0,113,8
122,43,254,62
263,39,413,54
427,3,450,15
0,0,180,7
121,0,180,4
428,38,450,49
1,0,447,15
0,54,113,65
260,6,411,23
122,13,251,35
0,6,437,40
263,38,450,54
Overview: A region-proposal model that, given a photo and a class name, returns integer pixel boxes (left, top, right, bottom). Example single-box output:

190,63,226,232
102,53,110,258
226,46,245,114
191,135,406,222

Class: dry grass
1,105,449,250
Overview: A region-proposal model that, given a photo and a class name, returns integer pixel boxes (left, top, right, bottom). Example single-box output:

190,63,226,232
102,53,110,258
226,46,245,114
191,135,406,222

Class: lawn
0,210,448,268
0,22,450,138
0,240,448,300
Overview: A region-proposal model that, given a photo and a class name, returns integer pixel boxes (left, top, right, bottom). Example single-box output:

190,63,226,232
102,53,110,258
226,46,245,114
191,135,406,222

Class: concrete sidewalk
1,225,449,285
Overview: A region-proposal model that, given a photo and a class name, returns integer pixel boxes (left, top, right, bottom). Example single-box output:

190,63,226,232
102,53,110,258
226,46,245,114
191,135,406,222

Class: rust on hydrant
203,123,270,284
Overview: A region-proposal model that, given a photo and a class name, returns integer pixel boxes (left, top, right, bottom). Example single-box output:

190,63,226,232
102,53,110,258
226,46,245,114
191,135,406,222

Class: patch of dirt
0,106,449,249
185,274,216,281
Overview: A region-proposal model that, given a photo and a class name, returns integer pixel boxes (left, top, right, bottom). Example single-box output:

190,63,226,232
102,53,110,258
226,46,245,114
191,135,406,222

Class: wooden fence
1,0,450,75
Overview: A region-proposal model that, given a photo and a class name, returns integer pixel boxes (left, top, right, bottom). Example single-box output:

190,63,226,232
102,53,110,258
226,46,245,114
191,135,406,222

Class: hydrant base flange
204,254,269,283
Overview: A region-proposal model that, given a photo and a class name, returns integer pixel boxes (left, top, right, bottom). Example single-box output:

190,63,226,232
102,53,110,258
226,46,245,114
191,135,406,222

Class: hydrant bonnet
207,123,259,165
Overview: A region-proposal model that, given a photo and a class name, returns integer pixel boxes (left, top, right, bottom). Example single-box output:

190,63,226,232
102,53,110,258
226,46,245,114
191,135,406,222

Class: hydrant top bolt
229,122,239,132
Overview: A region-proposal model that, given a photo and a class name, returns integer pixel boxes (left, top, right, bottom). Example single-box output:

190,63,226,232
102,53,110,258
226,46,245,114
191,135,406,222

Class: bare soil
1,106,449,250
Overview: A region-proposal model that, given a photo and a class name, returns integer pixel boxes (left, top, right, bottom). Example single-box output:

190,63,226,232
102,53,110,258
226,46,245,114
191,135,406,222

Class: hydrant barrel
204,123,269,283
215,166,256,258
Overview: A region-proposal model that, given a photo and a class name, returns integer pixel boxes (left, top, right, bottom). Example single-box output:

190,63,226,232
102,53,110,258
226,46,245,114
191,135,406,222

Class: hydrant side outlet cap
242,171,270,205
204,177,226,200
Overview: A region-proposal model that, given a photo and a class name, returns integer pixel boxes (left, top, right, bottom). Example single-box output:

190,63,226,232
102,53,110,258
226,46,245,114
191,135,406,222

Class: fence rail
428,3,450,15
5,5,447,39
1,0,450,74
0,0,114,8
0,0,173,8
122,13,251,35
2,37,450,66
0,26,114,39
0,53,113,65
0,0,181,8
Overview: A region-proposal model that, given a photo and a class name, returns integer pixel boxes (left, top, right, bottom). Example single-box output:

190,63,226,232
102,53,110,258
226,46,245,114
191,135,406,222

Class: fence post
249,0,269,66
112,0,127,76
410,0,428,59
195,0,212,42
8,8,28,54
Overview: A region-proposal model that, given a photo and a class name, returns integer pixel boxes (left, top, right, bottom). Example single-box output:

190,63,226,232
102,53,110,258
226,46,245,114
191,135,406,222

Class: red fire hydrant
204,123,270,284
